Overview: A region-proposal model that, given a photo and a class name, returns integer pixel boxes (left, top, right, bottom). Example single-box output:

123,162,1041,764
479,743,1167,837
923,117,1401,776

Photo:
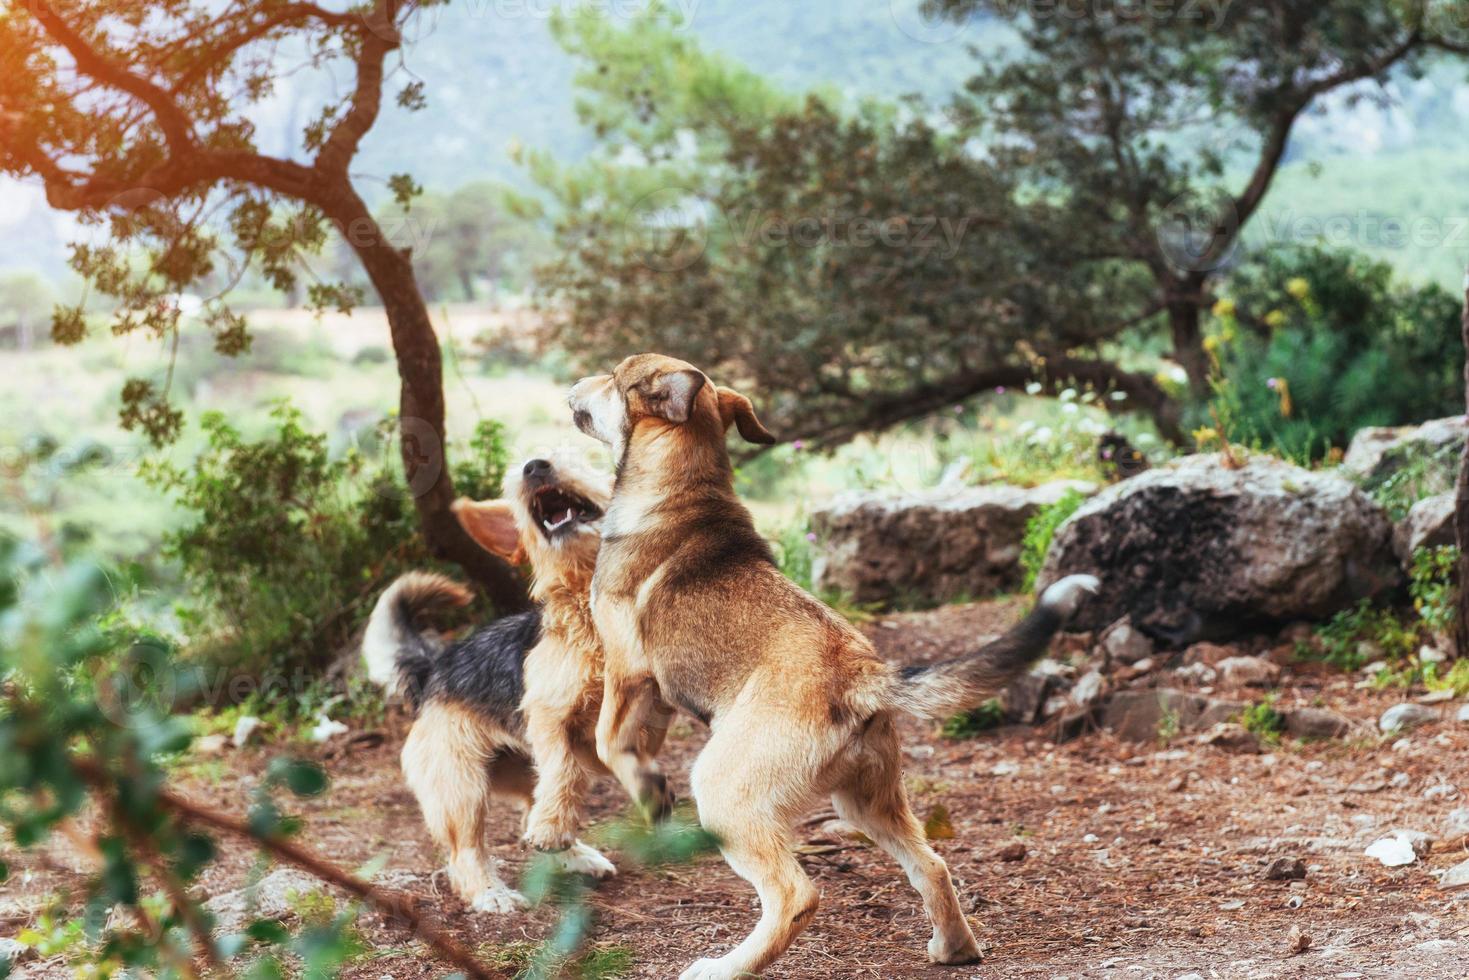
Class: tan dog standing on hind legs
362,448,670,913
569,353,1098,980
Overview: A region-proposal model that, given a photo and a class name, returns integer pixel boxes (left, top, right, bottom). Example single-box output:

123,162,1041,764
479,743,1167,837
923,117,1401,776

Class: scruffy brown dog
363,448,667,912
569,354,1097,979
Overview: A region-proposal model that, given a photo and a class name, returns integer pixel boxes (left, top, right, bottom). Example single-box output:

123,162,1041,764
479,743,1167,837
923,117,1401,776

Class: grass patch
1019,489,1087,592
1238,695,1287,744
940,698,1005,739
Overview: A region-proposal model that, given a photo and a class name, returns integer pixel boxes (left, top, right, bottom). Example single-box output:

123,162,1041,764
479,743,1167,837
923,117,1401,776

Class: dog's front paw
555,841,617,879
638,771,675,823
928,930,982,965
523,826,576,853
470,886,528,915
677,957,743,980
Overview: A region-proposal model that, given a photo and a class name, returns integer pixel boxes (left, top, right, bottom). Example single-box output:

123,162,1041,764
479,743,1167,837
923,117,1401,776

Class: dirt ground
7,597,1469,979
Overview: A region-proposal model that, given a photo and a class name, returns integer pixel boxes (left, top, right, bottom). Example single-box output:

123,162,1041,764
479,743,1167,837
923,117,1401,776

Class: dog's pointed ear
717,386,777,445
644,368,706,424
452,498,525,565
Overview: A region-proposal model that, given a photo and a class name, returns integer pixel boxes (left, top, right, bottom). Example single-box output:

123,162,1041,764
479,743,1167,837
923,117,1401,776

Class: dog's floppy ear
452,498,525,565
642,368,706,424
717,386,777,445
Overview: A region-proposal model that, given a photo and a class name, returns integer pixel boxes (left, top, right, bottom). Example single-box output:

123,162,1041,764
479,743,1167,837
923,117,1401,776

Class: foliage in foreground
0,539,396,978
1207,247,1462,463
143,404,509,683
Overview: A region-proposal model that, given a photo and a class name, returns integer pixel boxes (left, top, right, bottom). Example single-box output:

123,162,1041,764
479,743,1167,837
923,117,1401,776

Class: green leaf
268,758,329,798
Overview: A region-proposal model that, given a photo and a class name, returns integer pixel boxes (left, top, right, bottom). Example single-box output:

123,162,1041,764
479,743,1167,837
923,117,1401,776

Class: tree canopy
0,0,527,608
532,1,1468,448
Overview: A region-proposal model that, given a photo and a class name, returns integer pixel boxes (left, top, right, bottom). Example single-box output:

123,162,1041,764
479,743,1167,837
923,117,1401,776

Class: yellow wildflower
1192,426,1220,449
1286,277,1311,301
1211,298,1237,318
1264,309,1288,329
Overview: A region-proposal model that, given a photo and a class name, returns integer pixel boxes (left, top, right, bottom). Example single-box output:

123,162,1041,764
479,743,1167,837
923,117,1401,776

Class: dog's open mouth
530,485,601,537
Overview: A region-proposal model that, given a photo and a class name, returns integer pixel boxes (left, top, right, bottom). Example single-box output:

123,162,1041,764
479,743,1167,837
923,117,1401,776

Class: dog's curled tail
362,571,474,706
885,574,1099,721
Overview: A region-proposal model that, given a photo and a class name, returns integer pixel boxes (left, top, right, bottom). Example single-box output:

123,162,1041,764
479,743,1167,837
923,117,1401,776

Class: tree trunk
322,186,529,613
1167,297,1211,398
1455,269,1469,657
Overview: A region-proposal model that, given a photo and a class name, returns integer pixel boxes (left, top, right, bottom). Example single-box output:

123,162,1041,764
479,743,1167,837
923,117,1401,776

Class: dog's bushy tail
884,574,1099,721
362,572,474,707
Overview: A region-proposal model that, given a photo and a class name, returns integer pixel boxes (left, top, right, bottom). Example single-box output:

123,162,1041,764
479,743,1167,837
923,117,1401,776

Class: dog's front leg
596,672,674,822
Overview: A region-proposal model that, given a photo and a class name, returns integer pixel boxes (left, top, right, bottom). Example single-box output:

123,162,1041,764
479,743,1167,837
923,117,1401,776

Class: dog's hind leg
831,715,980,965
404,703,527,913
678,725,821,980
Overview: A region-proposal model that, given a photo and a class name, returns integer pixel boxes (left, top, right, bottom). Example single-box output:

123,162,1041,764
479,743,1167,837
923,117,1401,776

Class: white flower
1059,387,1077,402
1061,402,1079,414
1025,382,1043,395
1109,391,1128,402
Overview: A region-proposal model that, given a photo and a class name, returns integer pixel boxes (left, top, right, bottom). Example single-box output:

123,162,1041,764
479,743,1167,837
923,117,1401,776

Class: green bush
143,403,509,683
1206,246,1462,463
940,699,1006,739
1020,489,1087,593
1411,545,1459,635
1238,695,1287,744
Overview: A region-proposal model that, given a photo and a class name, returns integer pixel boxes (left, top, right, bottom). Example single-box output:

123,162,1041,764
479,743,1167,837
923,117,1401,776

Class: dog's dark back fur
364,571,540,718
420,610,539,716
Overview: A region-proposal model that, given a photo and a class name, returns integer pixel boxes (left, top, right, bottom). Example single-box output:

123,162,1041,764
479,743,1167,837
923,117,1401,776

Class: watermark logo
889,0,969,44
623,187,712,273
1157,188,1239,273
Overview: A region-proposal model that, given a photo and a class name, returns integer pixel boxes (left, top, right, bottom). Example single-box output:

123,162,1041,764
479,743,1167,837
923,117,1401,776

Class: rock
1037,454,1398,644
1445,809,1469,840
205,868,322,932
1173,662,1218,686
1418,644,1448,665
1394,494,1457,564
1459,704,1469,724
1343,415,1467,493
195,733,228,756
1101,688,1247,742
1287,924,1312,955
1380,703,1440,733
309,715,349,743
1003,670,1054,725
1216,656,1281,689
1365,833,1422,867
1442,858,1469,891
1264,857,1307,881
1100,617,1154,665
0,938,26,965
810,480,1097,606
1070,669,1105,709
1283,707,1355,740
232,715,262,748
1182,641,1235,666
1198,722,1260,753
994,841,1027,862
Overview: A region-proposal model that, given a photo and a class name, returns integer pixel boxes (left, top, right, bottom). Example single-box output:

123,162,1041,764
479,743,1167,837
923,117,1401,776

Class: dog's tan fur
571,354,1096,979
389,449,667,912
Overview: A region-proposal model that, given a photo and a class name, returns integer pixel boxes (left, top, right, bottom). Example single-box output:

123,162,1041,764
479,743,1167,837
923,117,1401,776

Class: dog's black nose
524,458,552,477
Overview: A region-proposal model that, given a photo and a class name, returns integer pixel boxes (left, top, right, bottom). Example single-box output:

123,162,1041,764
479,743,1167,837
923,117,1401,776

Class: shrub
1238,695,1287,743
1300,600,1417,670
1410,545,1459,636
1206,246,1462,462
1019,489,1087,593
143,403,509,684
940,699,1005,739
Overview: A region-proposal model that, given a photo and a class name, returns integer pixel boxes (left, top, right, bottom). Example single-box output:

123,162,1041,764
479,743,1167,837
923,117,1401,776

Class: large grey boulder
1037,454,1398,645
811,480,1094,606
1343,415,1466,494
1394,493,1456,563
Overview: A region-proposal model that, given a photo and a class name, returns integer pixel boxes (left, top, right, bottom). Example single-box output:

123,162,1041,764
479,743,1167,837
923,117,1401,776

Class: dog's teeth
543,510,577,532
